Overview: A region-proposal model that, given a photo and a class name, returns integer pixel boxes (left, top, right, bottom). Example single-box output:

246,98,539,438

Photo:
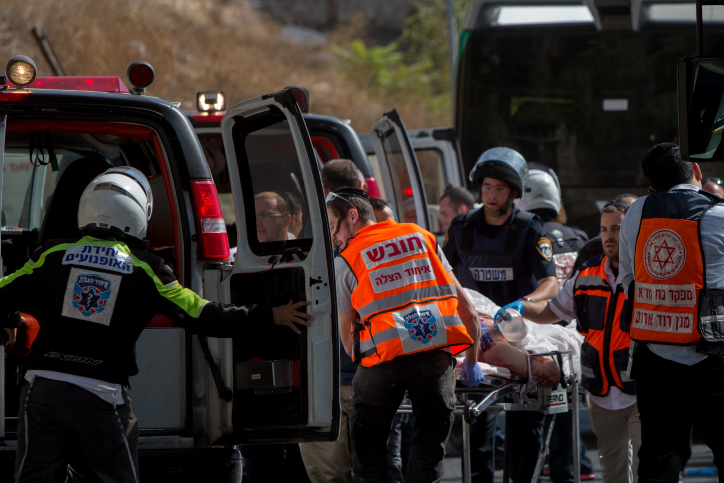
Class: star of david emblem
77,288,104,313
402,309,438,344
643,229,686,280
652,240,676,270
72,274,112,317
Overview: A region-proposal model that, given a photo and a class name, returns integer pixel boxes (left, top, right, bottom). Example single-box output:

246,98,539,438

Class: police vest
574,255,634,396
451,208,538,306
630,190,721,345
340,221,473,367
544,221,587,289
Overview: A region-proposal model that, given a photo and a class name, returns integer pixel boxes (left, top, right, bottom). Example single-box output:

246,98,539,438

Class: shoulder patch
536,237,553,261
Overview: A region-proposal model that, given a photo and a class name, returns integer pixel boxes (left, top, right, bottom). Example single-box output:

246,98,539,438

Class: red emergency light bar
188,113,225,123
5,76,130,93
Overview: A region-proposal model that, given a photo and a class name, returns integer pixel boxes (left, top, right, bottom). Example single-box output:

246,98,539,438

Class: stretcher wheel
463,399,478,425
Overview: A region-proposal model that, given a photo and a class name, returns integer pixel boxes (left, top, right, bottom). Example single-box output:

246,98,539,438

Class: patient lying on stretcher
472,311,560,387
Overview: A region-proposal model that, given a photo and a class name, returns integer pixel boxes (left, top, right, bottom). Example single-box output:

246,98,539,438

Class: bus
455,0,724,233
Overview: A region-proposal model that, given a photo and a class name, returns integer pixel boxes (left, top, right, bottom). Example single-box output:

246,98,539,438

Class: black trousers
505,412,545,483
632,343,724,482
15,378,139,483
351,350,456,483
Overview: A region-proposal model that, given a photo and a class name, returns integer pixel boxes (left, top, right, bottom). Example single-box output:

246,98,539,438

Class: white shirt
548,257,637,410
620,184,724,366
26,370,124,406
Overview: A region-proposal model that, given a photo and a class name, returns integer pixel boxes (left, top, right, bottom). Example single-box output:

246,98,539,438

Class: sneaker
580,473,596,481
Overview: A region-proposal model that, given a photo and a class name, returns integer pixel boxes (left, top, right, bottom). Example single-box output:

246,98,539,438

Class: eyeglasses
481,185,510,195
601,200,630,213
702,177,723,186
256,212,289,221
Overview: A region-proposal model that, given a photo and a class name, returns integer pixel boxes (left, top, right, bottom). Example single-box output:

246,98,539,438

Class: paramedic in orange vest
620,143,724,482
326,187,481,483
498,200,641,483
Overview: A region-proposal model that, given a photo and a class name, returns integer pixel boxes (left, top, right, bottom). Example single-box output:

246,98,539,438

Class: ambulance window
379,131,418,225
231,106,313,256
416,148,447,233
1,153,92,230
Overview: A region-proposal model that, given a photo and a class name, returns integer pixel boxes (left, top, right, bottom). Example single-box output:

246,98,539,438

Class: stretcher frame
396,350,580,483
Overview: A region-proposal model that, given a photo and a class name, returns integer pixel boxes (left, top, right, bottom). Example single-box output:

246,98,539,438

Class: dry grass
0,0,449,131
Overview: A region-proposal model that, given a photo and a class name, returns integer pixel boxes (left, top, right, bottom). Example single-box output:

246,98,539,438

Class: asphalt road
442,409,719,482
443,444,718,482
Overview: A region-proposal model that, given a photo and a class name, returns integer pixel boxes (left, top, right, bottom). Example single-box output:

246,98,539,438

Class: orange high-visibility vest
340,220,473,367
630,190,718,344
573,256,634,396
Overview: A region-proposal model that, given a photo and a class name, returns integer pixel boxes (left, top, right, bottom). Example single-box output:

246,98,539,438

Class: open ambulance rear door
368,109,431,231
217,88,339,443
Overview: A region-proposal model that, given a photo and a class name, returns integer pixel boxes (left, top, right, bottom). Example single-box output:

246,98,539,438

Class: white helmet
517,167,561,215
78,166,153,241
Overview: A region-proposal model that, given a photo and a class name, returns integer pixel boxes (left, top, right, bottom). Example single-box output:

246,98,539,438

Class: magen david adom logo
643,229,686,280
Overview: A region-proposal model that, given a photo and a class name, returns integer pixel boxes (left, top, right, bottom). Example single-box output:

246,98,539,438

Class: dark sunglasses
702,177,723,186
601,200,630,213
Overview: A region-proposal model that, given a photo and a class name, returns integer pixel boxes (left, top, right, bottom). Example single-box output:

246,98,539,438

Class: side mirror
678,56,724,161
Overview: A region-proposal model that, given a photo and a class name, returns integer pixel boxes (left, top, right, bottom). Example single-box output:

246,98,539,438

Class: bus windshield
456,23,724,232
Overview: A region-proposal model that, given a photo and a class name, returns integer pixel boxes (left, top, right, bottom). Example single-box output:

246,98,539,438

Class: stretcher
397,350,581,483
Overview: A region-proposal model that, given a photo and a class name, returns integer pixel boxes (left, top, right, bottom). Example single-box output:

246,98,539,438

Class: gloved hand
480,321,493,352
463,361,485,388
493,300,525,323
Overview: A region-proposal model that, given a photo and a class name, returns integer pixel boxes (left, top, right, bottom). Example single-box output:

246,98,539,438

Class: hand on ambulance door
272,300,314,335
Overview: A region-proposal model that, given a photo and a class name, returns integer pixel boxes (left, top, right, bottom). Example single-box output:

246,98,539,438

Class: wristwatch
522,297,534,303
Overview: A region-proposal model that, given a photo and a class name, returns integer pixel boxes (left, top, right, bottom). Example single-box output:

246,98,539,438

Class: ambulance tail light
190,180,230,260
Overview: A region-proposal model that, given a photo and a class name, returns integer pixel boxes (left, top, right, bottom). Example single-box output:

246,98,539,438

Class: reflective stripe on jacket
340,221,473,367
574,255,634,396
631,190,719,345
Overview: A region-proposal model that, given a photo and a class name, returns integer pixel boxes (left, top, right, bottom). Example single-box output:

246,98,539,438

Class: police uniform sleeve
524,217,557,280
143,256,273,338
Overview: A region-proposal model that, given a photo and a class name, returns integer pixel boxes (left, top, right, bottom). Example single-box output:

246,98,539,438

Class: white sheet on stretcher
456,289,584,380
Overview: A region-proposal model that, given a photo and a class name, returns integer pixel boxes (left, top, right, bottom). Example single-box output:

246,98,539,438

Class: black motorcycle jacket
0,236,274,385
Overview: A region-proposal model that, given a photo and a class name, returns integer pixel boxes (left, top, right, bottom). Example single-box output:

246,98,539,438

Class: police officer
516,165,588,285
620,143,724,482
1,167,312,483
443,147,558,483
326,187,481,482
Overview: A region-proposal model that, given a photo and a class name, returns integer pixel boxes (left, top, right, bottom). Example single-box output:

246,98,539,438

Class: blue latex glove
493,300,525,323
463,361,484,387
480,322,493,352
